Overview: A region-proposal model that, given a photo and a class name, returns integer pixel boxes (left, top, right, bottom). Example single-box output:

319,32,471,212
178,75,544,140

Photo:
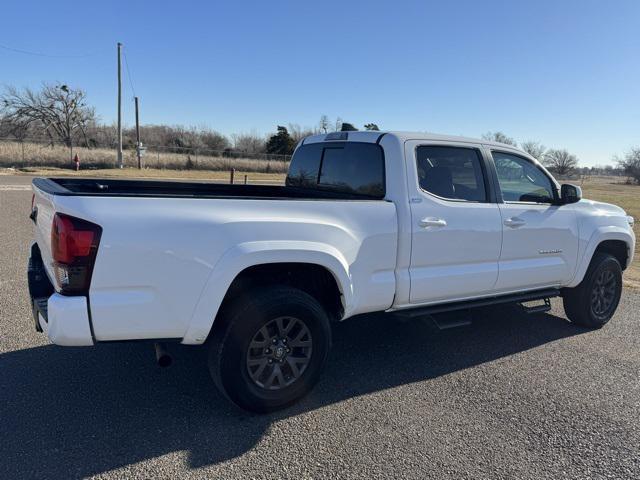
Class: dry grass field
6,166,287,184
579,176,639,288
0,140,289,174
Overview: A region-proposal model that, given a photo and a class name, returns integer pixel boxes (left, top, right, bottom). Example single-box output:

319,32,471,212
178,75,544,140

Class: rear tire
563,252,622,328
208,286,332,413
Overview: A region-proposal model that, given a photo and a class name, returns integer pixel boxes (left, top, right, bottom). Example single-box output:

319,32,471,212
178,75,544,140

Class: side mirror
560,184,582,204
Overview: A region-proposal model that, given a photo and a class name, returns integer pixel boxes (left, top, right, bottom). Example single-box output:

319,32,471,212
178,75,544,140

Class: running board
395,288,560,319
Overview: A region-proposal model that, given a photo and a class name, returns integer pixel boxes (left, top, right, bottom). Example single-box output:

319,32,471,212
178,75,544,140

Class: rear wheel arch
208,262,345,342
182,244,353,345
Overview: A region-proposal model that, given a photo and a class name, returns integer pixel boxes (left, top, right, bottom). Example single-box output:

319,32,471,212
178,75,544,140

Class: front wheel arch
593,239,629,271
567,230,632,288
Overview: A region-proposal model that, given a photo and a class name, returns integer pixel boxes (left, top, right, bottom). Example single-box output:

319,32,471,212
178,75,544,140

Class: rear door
489,150,579,290
405,141,503,304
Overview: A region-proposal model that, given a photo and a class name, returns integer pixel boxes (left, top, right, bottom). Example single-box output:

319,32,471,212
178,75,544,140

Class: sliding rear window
286,142,385,198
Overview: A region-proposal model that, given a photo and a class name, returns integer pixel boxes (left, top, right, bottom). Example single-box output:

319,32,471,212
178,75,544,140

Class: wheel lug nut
264,348,270,354
268,359,273,364
272,338,277,344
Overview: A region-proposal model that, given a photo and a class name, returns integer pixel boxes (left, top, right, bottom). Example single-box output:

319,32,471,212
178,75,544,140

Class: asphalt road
1,174,639,479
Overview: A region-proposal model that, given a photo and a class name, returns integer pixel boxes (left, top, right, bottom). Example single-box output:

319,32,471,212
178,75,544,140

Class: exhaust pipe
154,342,173,367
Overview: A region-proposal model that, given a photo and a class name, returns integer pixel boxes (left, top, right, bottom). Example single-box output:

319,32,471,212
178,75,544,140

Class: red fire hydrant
73,153,80,171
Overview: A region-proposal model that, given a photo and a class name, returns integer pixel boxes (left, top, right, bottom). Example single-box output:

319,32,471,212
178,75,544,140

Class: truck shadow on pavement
0,305,583,478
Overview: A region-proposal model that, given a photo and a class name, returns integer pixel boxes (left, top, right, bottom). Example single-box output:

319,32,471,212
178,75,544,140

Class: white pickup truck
28,131,635,412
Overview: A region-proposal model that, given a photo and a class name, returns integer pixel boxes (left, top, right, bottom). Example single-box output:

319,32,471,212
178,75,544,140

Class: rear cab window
415,146,488,202
286,142,385,198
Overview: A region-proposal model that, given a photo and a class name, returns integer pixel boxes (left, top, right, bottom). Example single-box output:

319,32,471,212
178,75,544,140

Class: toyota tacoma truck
28,131,635,412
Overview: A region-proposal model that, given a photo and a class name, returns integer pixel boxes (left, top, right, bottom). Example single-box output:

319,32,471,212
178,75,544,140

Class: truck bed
33,177,381,200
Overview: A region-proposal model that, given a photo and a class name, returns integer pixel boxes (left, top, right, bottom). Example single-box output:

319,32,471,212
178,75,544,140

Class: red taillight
52,214,96,263
51,213,102,294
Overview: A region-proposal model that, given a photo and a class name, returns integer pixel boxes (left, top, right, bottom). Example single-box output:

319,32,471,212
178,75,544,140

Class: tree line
481,131,640,183
0,83,377,159
1,83,638,183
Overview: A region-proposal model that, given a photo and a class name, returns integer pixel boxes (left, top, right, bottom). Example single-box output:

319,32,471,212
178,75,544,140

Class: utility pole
117,42,123,168
135,96,141,169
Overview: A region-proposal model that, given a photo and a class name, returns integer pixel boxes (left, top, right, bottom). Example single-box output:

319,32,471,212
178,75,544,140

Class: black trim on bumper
28,243,54,332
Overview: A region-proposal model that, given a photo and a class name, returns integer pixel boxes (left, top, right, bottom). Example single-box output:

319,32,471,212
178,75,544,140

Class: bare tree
482,131,517,147
287,123,315,145
231,131,265,154
334,117,343,132
0,110,31,140
199,128,229,151
319,115,330,134
520,140,546,161
1,84,96,160
616,147,640,184
544,149,579,176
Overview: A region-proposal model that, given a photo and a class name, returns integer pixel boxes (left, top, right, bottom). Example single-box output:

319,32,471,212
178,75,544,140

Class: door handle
420,217,447,228
504,217,526,228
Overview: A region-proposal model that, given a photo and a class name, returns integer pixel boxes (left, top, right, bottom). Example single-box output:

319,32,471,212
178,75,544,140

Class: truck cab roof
302,130,525,153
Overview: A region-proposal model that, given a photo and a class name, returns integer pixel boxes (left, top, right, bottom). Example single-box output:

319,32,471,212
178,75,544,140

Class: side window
492,151,555,203
416,146,487,202
286,142,385,198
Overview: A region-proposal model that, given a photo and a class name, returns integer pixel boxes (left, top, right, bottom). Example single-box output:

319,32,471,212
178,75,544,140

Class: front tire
563,252,622,328
208,286,332,413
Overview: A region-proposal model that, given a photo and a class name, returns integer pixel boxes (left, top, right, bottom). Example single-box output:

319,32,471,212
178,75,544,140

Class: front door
406,142,503,304
490,150,579,290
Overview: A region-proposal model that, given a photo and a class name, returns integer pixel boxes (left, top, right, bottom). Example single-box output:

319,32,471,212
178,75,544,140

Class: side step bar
395,288,560,319
430,310,472,330
520,298,552,315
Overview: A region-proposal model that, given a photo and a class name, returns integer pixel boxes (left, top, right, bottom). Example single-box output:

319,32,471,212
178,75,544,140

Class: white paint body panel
495,202,579,290
31,131,635,346
46,194,398,342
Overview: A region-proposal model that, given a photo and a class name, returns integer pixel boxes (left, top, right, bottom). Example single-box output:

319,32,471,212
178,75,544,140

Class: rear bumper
40,294,94,346
28,243,94,346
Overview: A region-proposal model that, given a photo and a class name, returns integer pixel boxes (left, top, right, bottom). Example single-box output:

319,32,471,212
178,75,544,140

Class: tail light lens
51,213,102,295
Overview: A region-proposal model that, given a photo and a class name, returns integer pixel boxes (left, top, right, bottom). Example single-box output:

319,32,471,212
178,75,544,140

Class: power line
0,42,103,58
122,49,136,98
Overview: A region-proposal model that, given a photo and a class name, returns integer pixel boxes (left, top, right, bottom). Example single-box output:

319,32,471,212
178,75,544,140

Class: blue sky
1,0,638,165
